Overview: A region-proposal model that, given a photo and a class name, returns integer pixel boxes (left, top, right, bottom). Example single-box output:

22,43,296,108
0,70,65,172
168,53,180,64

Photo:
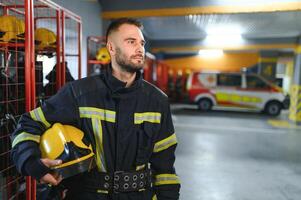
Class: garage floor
173,105,301,200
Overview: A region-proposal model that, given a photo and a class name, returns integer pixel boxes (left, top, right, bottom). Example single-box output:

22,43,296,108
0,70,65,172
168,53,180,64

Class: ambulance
186,72,290,116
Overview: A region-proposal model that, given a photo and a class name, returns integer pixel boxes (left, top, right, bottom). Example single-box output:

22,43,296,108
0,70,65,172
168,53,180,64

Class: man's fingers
39,159,63,185
57,174,63,184
52,172,63,182
40,158,62,168
40,173,61,186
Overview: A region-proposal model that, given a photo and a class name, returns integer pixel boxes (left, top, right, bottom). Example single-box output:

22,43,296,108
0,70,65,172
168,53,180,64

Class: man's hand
39,158,63,186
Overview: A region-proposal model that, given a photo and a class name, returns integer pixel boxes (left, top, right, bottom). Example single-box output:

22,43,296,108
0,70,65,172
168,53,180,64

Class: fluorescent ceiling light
198,49,224,58
206,25,243,35
205,25,244,46
205,34,243,46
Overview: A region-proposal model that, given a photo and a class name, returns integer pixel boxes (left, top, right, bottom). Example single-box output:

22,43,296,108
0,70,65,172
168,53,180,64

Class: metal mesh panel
1,0,82,199
34,0,59,100
64,16,79,81
0,1,27,199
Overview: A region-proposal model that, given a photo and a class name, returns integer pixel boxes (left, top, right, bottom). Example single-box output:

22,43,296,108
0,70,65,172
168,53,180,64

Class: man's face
109,24,146,73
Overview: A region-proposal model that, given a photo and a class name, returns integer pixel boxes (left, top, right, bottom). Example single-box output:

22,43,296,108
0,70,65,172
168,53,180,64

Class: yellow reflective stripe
79,107,116,122
136,164,146,171
154,174,180,186
29,107,51,128
216,93,262,103
134,112,161,124
92,118,107,172
153,133,177,153
12,132,40,148
80,107,113,172
97,189,109,194
152,194,158,200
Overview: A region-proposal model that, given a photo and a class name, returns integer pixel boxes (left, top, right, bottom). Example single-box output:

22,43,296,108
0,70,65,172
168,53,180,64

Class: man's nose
136,44,144,54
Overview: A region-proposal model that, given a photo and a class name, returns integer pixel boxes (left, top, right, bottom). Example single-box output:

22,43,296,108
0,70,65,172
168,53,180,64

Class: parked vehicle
186,71,290,116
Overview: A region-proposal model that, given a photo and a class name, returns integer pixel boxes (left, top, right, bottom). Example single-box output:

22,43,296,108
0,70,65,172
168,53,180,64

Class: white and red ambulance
186,71,290,116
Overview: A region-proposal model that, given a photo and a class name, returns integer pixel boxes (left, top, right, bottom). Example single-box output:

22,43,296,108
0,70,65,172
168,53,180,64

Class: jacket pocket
135,124,155,165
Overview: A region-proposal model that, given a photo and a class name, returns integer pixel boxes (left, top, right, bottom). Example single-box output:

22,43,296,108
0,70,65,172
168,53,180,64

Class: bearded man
11,18,180,200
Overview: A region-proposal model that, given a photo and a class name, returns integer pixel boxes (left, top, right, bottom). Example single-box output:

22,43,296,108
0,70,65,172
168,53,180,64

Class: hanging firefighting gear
44,62,75,97
11,66,180,200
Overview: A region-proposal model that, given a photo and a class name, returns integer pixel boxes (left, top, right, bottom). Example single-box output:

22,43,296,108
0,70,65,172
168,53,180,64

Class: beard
115,47,144,73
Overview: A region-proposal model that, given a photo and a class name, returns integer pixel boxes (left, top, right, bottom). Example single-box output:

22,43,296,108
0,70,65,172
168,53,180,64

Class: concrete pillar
258,51,278,82
289,39,301,124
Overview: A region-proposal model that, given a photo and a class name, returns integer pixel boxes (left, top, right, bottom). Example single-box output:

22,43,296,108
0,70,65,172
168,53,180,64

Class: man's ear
106,41,115,56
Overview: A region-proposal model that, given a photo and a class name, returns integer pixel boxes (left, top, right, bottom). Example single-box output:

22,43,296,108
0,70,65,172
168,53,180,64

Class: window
247,75,269,89
197,73,216,87
217,74,241,87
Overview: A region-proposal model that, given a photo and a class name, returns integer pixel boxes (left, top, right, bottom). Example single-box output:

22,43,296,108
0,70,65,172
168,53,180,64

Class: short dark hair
106,18,143,41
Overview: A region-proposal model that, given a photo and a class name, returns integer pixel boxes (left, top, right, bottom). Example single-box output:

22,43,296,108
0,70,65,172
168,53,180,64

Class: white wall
53,0,103,78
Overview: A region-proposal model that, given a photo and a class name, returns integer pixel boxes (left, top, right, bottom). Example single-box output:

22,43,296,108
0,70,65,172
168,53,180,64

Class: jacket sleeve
11,83,80,180
150,101,180,200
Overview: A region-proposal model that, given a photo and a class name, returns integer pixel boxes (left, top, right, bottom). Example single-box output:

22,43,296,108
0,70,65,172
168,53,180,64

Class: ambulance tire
198,98,213,111
264,101,282,116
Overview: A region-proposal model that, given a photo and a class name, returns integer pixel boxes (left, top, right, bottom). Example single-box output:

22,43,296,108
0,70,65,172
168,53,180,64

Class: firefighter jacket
11,67,180,200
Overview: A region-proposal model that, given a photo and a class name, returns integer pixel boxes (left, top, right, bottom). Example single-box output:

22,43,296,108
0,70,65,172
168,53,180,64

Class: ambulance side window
217,74,241,87
247,75,269,89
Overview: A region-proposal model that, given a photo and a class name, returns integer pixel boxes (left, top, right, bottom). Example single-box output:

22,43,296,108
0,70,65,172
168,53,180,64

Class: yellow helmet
40,123,95,179
96,47,111,64
0,15,25,43
35,28,56,51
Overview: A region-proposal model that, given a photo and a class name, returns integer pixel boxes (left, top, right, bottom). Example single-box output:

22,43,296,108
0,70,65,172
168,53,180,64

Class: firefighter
11,18,180,200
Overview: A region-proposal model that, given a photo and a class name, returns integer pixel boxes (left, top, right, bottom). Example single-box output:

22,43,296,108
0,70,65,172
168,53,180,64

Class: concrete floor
172,105,301,200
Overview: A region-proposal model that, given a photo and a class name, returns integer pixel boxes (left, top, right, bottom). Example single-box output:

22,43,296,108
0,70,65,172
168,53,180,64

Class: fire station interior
1,0,301,199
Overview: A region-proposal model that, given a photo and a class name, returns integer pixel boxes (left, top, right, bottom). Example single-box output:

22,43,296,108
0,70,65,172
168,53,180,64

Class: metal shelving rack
0,1,82,199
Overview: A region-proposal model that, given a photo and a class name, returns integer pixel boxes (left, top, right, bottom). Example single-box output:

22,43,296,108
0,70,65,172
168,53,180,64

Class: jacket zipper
114,97,120,172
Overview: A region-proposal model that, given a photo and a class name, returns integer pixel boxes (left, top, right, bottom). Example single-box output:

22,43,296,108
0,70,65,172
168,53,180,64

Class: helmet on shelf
0,15,25,43
96,47,110,64
35,28,57,51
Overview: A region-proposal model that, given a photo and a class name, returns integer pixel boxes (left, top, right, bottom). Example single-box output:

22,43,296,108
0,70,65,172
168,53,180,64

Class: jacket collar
102,65,142,94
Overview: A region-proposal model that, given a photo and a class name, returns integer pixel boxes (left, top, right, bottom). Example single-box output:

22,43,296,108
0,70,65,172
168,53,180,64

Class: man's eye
128,40,135,44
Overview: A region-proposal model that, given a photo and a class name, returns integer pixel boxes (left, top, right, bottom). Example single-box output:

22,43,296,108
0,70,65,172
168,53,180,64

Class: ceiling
99,0,301,56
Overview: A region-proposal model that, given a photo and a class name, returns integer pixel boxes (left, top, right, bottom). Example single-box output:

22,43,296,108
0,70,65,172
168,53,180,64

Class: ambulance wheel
265,101,281,116
198,98,212,111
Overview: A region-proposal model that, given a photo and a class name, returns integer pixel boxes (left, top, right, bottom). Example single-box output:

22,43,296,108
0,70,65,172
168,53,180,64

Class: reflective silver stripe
79,107,116,122
134,112,161,124
153,133,177,153
154,174,180,186
12,132,40,148
29,107,51,128
92,118,107,172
